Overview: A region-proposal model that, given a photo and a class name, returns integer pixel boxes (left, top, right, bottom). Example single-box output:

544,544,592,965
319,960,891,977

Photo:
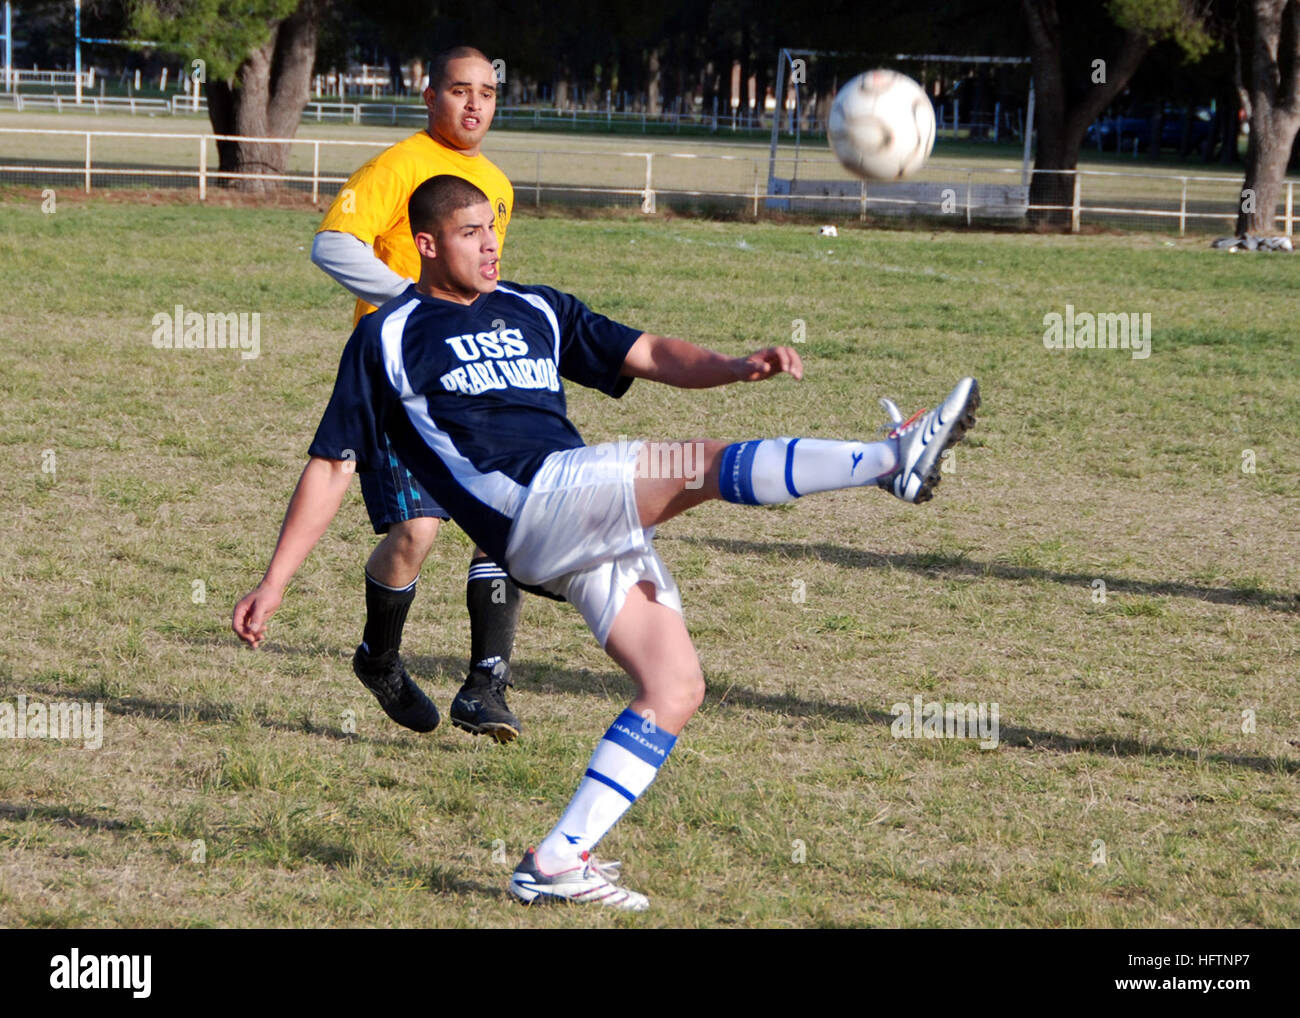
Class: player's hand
731,346,804,382
232,584,283,649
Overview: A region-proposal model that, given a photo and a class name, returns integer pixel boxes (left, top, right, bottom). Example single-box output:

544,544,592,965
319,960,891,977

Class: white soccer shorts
504,440,683,646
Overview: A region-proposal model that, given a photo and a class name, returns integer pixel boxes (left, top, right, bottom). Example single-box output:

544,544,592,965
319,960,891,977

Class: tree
1021,0,1213,225
1235,0,1300,231
130,0,322,190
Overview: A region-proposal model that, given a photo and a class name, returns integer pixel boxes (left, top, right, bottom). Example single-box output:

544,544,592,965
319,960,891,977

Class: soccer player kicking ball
312,46,522,742
233,175,979,910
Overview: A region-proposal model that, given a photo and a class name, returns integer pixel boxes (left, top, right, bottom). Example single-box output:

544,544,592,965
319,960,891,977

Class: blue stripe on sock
585,768,637,802
718,443,741,503
601,708,677,766
720,441,765,505
735,440,760,505
783,438,801,498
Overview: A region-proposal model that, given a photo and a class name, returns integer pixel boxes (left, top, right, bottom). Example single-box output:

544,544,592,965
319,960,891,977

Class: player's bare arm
232,456,355,648
620,332,804,387
617,335,800,525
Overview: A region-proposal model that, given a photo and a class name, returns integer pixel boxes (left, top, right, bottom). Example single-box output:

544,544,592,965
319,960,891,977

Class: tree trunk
752,59,768,129
1237,0,1300,232
701,59,716,125
1240,112,1297,229
737,38,749,124
1021,0,1151,226
720,50,734,125
207,0,318,192
647,47,661,116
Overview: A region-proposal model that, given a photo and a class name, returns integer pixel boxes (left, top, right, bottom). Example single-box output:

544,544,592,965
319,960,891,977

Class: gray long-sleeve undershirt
311,230,412,308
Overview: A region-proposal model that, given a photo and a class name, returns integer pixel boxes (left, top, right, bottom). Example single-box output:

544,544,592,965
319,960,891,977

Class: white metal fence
774,164,1296,235
1,88,1029,139
0,125,1292,234
2,92,172,114
0,66,1029,139
0,92,784,132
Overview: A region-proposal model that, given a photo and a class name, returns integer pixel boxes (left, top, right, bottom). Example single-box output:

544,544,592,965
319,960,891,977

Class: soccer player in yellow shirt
311,47,522,742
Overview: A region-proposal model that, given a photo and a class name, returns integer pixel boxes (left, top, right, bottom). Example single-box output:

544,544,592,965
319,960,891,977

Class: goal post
765,48,1033,213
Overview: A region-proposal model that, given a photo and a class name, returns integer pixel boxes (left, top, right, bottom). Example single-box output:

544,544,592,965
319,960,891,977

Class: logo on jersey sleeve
439,324,558,396
495,198,509,237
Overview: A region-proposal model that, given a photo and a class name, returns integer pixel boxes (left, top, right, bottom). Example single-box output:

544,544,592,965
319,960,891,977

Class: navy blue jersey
309,282,642,567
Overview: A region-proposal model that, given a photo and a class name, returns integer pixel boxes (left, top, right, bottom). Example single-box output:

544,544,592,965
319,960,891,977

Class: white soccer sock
535,708,676,873
718,437,897,505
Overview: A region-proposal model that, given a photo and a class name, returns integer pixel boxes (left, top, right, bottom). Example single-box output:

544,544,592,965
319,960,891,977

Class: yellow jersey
317,130,514,325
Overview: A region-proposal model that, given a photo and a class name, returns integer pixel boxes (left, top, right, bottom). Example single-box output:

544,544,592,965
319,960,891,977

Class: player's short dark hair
427,46,493,91
409,175,490,237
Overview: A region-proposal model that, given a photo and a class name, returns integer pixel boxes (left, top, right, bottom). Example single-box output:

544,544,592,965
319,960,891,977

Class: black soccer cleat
352,645,440,733
450,658,521,743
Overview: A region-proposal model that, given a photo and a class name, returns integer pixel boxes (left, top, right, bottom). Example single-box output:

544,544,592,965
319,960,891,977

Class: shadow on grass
992,723,1300,775
0,802,504,898
0,802,135,831
396,861,510,900
679,536,1300,613
17,679,423,747
710,684,1300,775
18,639,1294,778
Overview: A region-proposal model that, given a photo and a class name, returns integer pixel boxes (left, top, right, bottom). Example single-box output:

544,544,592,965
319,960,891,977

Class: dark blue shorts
359,435,451,534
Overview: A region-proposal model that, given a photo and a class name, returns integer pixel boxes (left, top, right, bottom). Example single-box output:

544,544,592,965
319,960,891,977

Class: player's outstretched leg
634,377,980,528
506,377,978,908
450,551,524,742
509,581,701,911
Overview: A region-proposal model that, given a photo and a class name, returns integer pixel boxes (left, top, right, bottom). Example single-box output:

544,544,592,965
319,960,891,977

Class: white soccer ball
828,69,936,181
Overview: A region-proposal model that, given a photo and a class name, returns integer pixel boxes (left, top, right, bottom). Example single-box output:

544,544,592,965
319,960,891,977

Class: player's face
419,201,499,301
425,57,497,155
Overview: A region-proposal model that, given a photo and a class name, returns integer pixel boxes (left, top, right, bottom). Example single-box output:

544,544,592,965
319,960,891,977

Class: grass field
1,194,1298,928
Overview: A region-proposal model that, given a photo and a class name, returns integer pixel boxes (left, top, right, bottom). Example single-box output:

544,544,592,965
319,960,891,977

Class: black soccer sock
466,558,522,672
362,571,417,658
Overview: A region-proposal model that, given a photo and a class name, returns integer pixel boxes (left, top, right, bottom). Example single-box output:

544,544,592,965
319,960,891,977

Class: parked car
1085,105,1212,152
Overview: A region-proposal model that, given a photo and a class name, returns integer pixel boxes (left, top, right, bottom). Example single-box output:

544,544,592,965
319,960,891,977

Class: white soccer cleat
509,848,650,912
878,377,979,504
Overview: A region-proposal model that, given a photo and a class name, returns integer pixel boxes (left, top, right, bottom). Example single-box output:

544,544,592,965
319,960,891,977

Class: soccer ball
827,70,936,181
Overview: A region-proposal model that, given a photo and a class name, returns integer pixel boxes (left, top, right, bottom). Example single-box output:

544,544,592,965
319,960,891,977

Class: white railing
773,161,1296,235
3,92,170,114
0,126,1293,234
6,91,786,133
1035,167,1295,235
3,69,90,87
